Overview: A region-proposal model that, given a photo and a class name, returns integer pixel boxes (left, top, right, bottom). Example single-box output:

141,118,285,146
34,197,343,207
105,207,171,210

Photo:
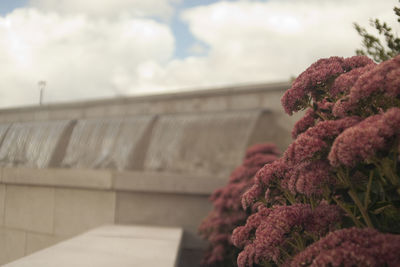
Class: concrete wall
0,168,225,266
0,169,116,264
0,82,295,128
0,82,299,266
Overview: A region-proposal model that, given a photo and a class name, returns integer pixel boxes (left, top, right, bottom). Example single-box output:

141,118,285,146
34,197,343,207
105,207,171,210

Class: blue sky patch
0,0,28,15
171,0,218,58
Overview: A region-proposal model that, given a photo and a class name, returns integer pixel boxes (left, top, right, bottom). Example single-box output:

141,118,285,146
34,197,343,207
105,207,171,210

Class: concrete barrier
3,225,183,267
0,82,297,266
61,116,155,170
0,167,223,266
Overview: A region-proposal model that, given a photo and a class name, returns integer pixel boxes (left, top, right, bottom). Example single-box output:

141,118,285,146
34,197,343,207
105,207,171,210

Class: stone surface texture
0,227,26,264
143,111,259,177
3,225,183,267
4,185,55,234
53,188,116,237
115,191,211,249
0,184,5,226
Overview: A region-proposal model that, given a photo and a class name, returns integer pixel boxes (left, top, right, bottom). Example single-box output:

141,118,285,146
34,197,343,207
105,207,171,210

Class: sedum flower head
288,227,400,267
333,54,400,117
330,63,376,98
329,107,400,167
199,143,279,266
233,203,342,267
285,116,361,165
282,56,373,115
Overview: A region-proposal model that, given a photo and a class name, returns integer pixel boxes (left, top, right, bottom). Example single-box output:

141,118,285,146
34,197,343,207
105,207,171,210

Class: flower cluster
242,115,362,209
241,158,287,209
232,203,341,267
281,56,374,115
199,143,279,266
291,108,316,139
333,55,400,117
329,63,376,97
231,54,400,267
288,227,400,267
285,116,362,165
329,107,400,167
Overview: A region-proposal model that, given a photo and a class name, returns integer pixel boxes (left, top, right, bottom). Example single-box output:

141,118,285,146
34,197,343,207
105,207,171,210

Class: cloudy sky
0,0,398,107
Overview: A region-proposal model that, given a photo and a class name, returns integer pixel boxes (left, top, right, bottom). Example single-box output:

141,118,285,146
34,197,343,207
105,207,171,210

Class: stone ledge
0,168,226,195
1,168,114,190
114,171,226,195
87,224,183,241
3,224,183,267
0,81,289,114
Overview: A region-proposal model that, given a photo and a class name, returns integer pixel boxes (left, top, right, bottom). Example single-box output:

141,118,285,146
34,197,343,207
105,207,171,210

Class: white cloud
104,0,399,94
0,0,398,107
147,0,398,90
187,42,208,55
28,0,181,20
0,8,174,106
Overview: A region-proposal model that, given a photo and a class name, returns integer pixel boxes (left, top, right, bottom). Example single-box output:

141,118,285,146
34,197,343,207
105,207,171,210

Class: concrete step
2,225,183,267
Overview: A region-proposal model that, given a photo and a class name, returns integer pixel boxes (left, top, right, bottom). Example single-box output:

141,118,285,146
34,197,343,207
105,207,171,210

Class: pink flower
281,56,373,115
292,109,317,139
288,228,400,267
241,183,263,210
242,153,280,178
199,143,279,266
234,203,342,267
329,108,400,167
317,99,334,112
342,55,375,69
237,244,256,267
303,201,342,234
212,181,250,211
227,165,248,183
241,158,287,208
303,116,362,140
330,63,376,97
285,117,361,165
285,135,327,164
333,54,400,117
291,160,335,196
244,117,361,203
231,206,272,248
245,143,280,159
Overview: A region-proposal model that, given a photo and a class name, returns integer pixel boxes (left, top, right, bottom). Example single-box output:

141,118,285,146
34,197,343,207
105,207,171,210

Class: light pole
38,80,46,105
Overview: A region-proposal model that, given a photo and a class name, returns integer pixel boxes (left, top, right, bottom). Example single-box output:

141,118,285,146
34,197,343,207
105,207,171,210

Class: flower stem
364,170,373,208
293,232,305,251
332,195,364,228
348,190,374,228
